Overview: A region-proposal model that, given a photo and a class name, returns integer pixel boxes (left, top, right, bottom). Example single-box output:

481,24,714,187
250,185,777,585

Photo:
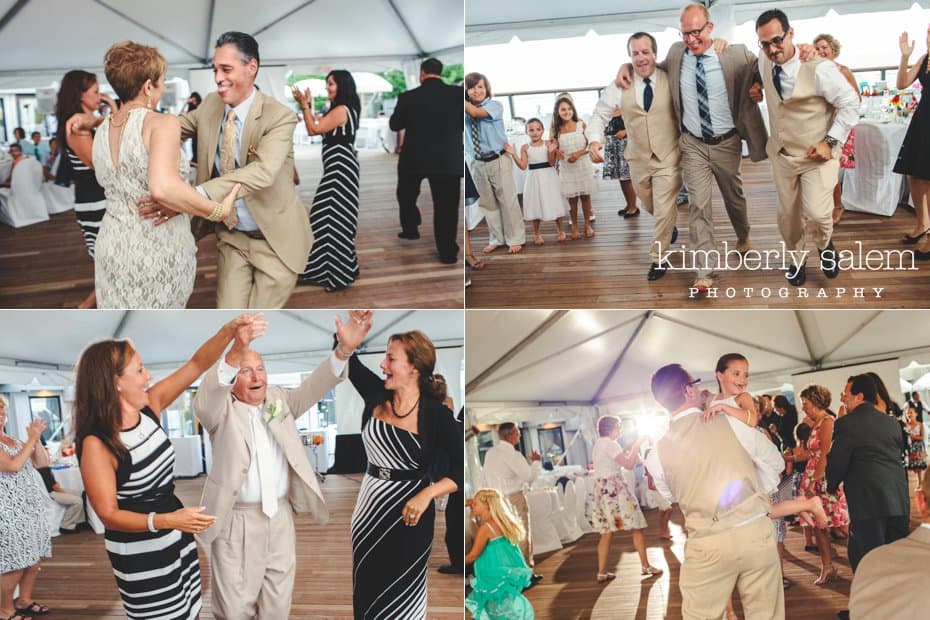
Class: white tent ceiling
0,309,463,387
465,0,921,45
466,310,930,410
0,0,463,88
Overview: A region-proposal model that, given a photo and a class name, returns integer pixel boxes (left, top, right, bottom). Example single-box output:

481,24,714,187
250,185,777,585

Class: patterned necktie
643,77,653,112
470,113,483,159
34,145,39,158
695,54,714,139
220,109,239,229
773,65,784,100
252,409,277,519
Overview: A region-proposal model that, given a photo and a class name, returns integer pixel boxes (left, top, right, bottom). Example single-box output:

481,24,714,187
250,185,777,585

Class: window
161,390,195,438
29,396,62,443
537,426,566,467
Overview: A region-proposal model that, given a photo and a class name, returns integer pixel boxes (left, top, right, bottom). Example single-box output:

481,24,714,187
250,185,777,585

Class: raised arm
293,89,349,137
504,143,528,170
148,314,261,416
613,436,647,469
146,113,239,218
465,100,490,118
897,33,924,90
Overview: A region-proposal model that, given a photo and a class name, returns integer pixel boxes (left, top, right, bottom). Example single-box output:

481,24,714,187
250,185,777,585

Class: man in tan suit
193,312,371,619
849,472,930,618
755,10,859,286
616,4,768,294
590,32,681,282
646,364,785,619
180,32,312,308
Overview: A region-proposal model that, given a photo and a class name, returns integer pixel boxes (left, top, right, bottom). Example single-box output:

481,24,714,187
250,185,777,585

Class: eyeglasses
758,34,787,49
687,378,701,387
680,22,709,40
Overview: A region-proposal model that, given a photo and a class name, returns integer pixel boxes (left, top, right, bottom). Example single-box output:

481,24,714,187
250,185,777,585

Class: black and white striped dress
351,417,431,619
103,408,201,619
301,105,361,289
65,143,106,258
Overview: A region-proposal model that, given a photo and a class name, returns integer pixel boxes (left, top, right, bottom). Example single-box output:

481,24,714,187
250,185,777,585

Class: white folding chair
526,489,562,555
551,483,572,543
561,481,584,542
0,158,49,227
42,181,75,214
578,476,595,533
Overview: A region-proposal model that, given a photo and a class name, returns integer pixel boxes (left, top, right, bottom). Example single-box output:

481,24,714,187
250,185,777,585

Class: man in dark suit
826,374,910,573
389,58,463,264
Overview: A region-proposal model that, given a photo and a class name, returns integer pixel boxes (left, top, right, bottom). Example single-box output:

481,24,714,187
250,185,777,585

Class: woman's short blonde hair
104,41,167,102
813,34,841,58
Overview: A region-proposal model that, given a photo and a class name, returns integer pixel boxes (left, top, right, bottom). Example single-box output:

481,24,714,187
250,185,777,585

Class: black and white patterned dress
101,408,201,619
0,440,52,573
65,141,107,258
301,105,361,289
351,417,431,619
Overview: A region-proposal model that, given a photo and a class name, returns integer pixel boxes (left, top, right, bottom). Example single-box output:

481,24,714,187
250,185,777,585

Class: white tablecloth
170,436,203,477
841,121,911,216
52,465,104,534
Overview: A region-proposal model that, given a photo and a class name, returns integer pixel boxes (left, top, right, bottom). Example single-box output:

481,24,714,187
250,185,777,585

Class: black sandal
14,602,48,616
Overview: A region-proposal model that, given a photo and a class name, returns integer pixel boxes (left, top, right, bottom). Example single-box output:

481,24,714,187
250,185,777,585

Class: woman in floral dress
589,415,662,583
798,385,849,586
906,406,927,488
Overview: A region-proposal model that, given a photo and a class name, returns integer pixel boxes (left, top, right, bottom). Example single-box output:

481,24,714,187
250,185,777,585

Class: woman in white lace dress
79,42,239,308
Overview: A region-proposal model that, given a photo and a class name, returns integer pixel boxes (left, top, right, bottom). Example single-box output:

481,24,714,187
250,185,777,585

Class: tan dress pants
628,153,682,263
766,141,838,254
506,490,534,567
680,132,751,277
680,516,784,620
471,156,526,247
216,230,298,309
210,498,296,620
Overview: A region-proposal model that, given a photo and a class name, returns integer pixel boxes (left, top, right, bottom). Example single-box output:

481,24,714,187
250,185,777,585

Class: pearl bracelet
206,201,224,222
147,511,158,533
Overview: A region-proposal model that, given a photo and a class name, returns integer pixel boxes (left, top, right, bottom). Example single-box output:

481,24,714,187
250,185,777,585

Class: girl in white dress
552,97,596,240
504,118,568,245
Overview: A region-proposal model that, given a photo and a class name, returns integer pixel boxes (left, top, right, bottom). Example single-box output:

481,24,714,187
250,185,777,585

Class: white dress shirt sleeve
218,359,238,385
814,61,860,144
328,351,346,376
586,82,622,143
644,445,675,504
725,416,785,494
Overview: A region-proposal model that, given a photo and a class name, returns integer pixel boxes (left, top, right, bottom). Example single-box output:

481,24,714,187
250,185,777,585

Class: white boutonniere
265,399,283,423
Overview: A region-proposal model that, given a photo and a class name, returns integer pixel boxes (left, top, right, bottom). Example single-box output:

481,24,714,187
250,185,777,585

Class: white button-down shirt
218,352,346,504
680,48,737,138
772,51,860,143
644,407,785,506
481,441,541,495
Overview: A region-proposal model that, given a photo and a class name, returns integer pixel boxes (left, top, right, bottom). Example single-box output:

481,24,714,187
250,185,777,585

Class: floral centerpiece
890,92,919,121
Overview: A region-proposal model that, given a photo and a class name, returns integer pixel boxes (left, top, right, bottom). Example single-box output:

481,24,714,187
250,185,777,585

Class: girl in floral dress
906,406,927,488
589,415,662,582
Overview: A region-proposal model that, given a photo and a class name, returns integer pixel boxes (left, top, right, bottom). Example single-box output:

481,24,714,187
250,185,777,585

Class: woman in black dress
344,313,463,619
894,27,930,258
75,315,255,619
56,70,117,308
292,70,361,291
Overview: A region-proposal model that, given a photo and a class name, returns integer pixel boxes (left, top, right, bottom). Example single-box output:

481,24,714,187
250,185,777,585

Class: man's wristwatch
824,135,839,148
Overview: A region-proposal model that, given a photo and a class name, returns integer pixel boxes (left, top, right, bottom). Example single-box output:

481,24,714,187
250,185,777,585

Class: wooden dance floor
0,147,463,309
31,475,464,619
508,473,925,620
466,158,930,308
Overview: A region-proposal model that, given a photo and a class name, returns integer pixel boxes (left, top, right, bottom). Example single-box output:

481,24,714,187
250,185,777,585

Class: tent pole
0,0,30,35
592,311,652,404
385,0,426,56
93,0,205,63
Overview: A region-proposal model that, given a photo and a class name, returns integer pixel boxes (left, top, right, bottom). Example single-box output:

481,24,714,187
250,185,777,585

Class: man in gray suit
617,3,767,295
193,312,371,619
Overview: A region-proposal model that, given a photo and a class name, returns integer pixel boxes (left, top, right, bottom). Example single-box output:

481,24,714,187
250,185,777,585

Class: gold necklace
109,102,148,128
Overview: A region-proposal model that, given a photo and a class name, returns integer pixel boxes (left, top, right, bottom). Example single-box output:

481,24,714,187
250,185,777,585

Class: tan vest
620,69,680,166
657,411,769,538
761,56,835,157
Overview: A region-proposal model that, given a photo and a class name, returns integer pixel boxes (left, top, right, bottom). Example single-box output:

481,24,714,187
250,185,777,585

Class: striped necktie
695,54,714,139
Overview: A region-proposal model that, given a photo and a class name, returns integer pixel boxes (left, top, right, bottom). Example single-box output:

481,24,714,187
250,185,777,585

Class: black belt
528,162,551,170
475,150,506,162
238,229,265,240
366,464,425,481
684,127,739,145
